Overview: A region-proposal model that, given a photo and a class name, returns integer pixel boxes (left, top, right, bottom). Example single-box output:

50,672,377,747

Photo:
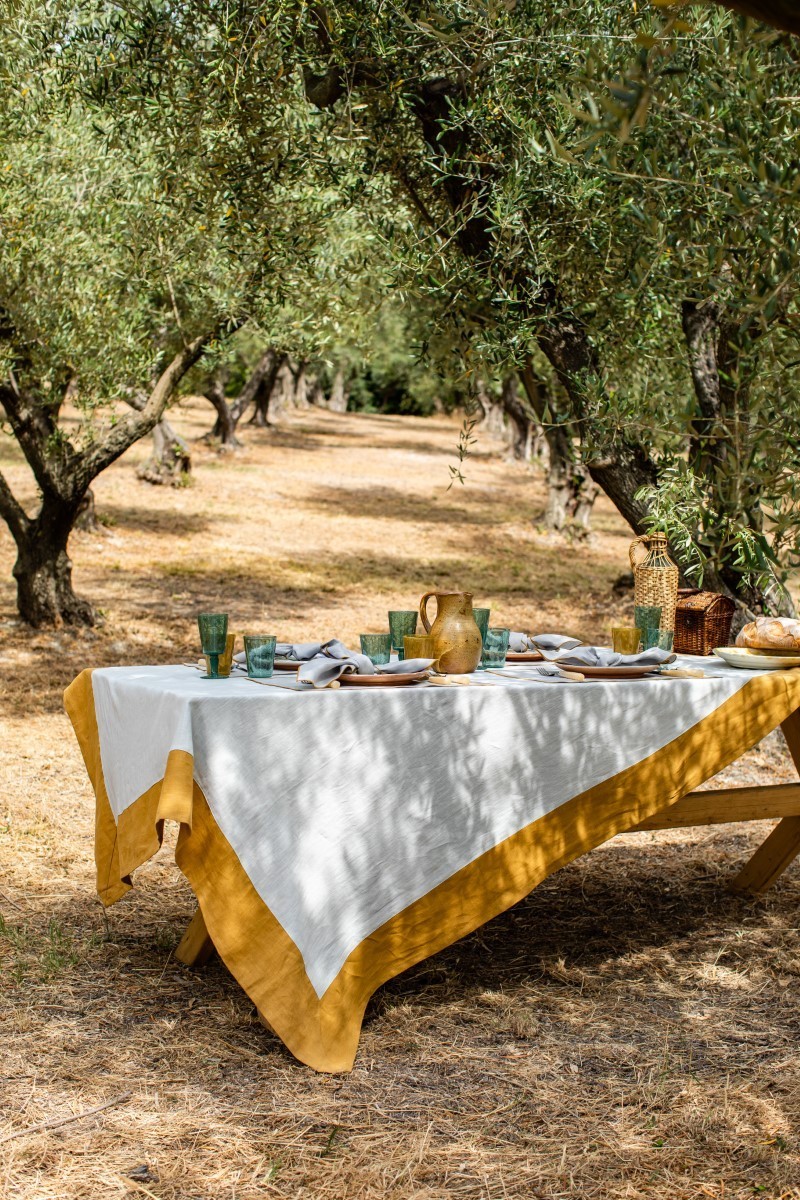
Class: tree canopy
1,0,799,624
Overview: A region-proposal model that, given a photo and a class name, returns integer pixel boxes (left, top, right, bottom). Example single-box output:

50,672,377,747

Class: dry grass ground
1,401,799,1200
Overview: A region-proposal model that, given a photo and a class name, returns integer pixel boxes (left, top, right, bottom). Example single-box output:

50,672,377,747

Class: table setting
63,532,800,1073
191,587,716,694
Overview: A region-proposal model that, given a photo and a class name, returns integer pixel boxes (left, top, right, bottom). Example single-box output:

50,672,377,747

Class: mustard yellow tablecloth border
65,668,800,1072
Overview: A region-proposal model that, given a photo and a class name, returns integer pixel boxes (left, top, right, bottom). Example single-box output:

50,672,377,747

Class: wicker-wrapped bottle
629,533,679,632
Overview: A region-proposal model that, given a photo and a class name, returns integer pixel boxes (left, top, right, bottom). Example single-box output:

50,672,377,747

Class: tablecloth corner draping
65,663,800,1072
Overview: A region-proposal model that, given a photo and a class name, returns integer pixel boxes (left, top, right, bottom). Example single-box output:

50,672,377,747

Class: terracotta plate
338,671,430,687
273,660,301,671
506,651,544,663
555,662,661,679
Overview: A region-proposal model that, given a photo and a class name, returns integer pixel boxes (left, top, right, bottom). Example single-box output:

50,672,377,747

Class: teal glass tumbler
198,612,228,679
642,627,674,652
244,635,277,678
360,633,392,665
473,607,491,644
388,610,418,660
481,627,510,669
635,604,662,634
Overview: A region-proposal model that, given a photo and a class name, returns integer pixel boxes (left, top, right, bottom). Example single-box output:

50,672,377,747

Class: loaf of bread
735,616,800,651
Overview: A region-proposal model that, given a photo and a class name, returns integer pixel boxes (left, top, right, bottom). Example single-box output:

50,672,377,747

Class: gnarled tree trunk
204,370,240,449
250,352,288,426
327,367,349,413
682,298,795,620
0,330,214,626
203,350,282,444
499,375,537,461
291,359,311,409
127,388,192,483
10,493,94,627
519,366,599,536
74,486,100,532
137,417,192,484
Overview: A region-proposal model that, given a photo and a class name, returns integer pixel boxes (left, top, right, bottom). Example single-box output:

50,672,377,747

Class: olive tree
0,4,315,625
285,0,800,613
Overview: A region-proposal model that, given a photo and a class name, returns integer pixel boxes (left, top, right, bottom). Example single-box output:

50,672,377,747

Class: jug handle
419,592,436,634
629,535,650,570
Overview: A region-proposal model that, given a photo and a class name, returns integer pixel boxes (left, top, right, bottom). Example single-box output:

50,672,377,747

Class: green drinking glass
473,607,491,670
244,635,277,678
360,633,392,665
198,612,228,679
473,607,491,644
481,627,510,669
388,610,418,661
642,627,674,652
635,604,662,634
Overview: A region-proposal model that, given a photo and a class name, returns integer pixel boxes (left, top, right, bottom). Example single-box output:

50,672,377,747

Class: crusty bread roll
735,616,800,651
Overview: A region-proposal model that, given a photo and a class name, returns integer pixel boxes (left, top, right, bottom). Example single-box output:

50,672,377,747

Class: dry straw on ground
1,404,799,1199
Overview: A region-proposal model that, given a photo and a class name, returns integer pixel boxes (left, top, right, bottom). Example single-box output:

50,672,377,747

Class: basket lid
676,591,735,614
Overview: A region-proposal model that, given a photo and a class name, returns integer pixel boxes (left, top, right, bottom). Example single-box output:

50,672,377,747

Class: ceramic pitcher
419,591,482,674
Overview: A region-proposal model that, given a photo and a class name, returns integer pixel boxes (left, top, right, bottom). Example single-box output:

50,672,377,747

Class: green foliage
3,0,800,614
320,301,463,416
0,3,324,442
277,0,800,603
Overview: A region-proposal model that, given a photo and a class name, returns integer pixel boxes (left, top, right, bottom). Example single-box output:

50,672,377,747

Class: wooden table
66,664,800,1071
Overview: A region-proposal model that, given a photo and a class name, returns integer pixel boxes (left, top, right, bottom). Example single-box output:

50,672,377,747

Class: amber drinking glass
612,627,642,655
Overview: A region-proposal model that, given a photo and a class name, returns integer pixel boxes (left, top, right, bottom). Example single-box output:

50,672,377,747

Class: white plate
714,647,800,671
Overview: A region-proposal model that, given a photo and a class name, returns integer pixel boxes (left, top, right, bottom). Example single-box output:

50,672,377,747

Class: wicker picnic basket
629,533,680,631
673,588,736,656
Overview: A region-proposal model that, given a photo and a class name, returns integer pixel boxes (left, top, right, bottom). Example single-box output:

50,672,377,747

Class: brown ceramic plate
506,651,544,663
273,660,301,671
555,662,661,679
338,671,430,687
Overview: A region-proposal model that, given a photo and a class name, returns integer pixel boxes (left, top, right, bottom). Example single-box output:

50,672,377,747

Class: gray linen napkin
556,646,676,668
376,658,434,675
509,632,583,656
299,648,434,688
296,640,373,687
233,641,324,664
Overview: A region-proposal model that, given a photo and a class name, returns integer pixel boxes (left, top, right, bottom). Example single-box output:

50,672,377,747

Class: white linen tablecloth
91,660,755,998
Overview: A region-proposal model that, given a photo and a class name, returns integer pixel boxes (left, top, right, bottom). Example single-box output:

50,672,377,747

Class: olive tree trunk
136,417,192,484
250,352,288,426
126,390,192,484
519,366,599,536
204,370,240,449
10,492,94,626
0,330,213,626
682,298,795,619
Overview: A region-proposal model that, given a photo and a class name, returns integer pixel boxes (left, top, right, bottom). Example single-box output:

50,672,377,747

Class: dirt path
1,404,799,1199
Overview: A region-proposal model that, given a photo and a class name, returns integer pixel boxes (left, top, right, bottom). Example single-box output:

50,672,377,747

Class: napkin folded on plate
509,632,583,656
233,640,325,664
556,645,676,668
299,644,434,688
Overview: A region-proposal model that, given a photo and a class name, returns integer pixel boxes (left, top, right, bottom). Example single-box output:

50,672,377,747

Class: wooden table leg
176,910,275,1034
175,906,215,967
729,816,800,895
730,710,800,894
